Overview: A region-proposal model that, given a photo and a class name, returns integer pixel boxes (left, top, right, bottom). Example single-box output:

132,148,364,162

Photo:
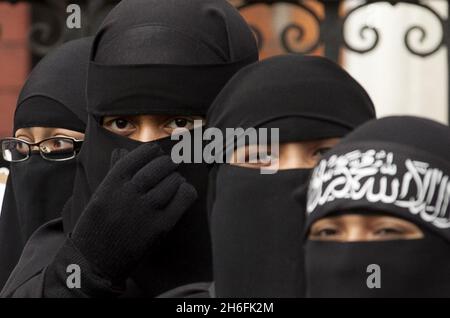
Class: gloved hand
70,142,198,281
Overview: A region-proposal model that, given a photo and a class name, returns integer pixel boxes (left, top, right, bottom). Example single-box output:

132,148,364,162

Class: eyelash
105,117,196,126
374,227,404,236
164,117,195,129
103,117,132,127
312,228,339,237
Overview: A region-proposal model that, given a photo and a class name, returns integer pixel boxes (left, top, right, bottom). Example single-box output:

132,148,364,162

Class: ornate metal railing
1,0,449,121
233,0,448,60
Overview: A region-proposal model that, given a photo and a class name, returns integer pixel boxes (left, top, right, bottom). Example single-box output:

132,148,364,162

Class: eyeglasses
1,137,83,162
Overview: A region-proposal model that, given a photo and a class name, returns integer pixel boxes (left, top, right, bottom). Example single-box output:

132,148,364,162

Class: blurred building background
0,0,448,139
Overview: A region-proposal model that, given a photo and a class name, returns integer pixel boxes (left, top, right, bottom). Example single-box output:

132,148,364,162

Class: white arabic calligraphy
307,149,450,229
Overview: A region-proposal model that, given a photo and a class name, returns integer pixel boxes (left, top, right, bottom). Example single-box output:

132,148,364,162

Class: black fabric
343,115,450,161
87,0,258,117
11,156,82,241
157,282,212,298
93,0,256,65
207,54,376,141
0,182,21,289
0,156,8,169
306,232,450,298
305,116,450,298
14,97,85,133
0,38,90,289
87,60,255,117
1,219,66,297
14,36,90,132
211,165,309,297
206,54,376,298
261,117,349,144
54,0,258,298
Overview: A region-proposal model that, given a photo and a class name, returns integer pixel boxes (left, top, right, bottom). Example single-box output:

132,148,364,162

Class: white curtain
343,0,448,124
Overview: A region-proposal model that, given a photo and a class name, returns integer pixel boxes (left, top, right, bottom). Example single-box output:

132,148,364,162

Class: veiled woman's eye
166,117,195,130
308,223,342,240
52,140,63,148
374,227,404,236
102,117,137,137
174,118,188,127
314,228,338,237
113,119,131,129
370,219,424,240
16,142,27,150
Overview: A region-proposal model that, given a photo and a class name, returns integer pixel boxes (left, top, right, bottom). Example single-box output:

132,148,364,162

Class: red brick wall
0,3,30,138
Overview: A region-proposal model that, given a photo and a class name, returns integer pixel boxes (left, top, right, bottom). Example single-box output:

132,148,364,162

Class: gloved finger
159,181,198,225
131,155,178,192
110,148,129,169
111,142,164,178
143,172,185,209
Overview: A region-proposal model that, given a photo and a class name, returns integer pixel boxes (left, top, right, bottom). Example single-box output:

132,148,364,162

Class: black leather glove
70,142,198,281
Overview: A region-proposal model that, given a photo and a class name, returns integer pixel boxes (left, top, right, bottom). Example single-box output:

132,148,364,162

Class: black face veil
63,0,258,297
206,54,376,297
305,116,450,297
0,37,90,288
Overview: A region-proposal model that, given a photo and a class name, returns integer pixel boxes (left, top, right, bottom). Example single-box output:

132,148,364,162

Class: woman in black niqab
304,116,450,297
207,55,375,298
0,37,89,289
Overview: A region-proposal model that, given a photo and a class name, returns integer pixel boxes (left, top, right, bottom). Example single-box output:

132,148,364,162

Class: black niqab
0,37,90,288
305,116,450,297
206,54,376,297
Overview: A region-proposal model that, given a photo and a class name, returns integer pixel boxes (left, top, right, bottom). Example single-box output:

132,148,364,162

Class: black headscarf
0,157,8,170
63,0,258,297
0,37,90,288
305,116,450,297
206,54,376,297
